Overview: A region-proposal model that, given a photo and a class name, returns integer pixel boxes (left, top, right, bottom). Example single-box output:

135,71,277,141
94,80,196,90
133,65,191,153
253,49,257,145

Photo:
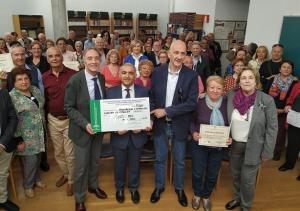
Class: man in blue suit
150,40,198,207
107,63,150,204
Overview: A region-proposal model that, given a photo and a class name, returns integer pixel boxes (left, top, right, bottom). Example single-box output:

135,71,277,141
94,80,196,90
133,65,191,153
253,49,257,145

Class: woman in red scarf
267,60,297,161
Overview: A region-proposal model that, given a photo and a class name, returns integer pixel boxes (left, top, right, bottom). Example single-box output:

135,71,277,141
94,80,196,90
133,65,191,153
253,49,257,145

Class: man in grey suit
64,48,107,211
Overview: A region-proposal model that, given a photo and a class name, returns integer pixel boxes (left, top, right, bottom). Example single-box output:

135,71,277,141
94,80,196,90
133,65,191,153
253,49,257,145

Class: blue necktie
92,77,101,100
125,88,130,98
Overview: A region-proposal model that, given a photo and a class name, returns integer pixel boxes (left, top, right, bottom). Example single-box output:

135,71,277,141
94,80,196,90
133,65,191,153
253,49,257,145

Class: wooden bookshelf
137,13,158,40
12,15,44,39
88,11,110,34
111,12,133,38
67,10,87,40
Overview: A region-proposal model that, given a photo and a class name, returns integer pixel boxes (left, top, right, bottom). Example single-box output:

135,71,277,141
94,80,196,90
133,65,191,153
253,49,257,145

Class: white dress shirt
192,55,202,70
84,70,103,100
165,66,181,107
132,53,143,77
121,84,135,99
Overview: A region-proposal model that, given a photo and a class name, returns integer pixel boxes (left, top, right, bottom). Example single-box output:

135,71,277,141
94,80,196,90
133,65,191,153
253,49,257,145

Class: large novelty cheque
90,97,151,132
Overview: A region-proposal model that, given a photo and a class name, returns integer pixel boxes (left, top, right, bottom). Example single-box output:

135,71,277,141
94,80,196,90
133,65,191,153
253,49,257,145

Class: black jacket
0,89,18,153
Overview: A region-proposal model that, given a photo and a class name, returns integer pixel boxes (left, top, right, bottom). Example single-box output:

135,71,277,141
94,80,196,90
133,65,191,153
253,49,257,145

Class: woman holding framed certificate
225,68,278,211
190,76,231,211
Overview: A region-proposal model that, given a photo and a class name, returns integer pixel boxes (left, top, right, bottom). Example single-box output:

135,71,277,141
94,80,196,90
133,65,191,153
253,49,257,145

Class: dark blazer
64,70,106,147
0,89,18,153
150,64,198,140
107,85,149,149
26,55,50,74
227,89,278,165
195,56,211,88
144,51,159,67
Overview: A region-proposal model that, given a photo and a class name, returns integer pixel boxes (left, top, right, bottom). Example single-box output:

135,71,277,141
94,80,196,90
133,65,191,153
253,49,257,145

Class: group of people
0,27,299,211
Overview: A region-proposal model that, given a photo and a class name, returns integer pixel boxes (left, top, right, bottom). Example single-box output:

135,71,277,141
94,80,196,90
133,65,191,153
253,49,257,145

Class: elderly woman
134,60,153,88
190,76,231,211
124,39,148,76
9,67,46,198
248,46,269,73
279,82,300,173
158,50,169,66
101,49,121,88
225,68,278,211
225,48,247,76
73,41,84,71
266,60,298,161
26,41,50,74
224,59,246,94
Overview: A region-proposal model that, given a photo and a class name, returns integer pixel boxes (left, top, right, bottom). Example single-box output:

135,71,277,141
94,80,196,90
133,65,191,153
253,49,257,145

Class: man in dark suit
150,40,198,207
191,41,211,89
64,48,107,211
0,89,19,211
107,63,150,204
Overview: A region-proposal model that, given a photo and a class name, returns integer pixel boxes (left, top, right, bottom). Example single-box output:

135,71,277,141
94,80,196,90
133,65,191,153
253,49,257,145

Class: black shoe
130,190,140,204
40,162,50,172
175,189,188,207
116,190,124,203
150,188,165,203
278,164,293,171
297,175,300,181
225,199,240,210
0,200,19,211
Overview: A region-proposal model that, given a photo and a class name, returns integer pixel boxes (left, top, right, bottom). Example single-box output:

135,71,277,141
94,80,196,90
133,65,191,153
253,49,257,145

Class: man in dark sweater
259,44,284,92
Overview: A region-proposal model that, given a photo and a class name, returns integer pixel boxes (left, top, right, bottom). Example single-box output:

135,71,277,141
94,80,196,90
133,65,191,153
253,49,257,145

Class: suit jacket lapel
249,90,261,133
161,68,168,106
134,85,140,98
172,69,184,105
81,71,90,101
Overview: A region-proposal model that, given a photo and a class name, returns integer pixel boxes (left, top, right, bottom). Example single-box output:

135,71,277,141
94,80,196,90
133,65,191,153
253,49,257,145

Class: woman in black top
26,41,50,74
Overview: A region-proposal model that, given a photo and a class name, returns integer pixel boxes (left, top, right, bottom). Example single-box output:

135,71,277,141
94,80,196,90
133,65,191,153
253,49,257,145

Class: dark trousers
273,113,287,158
285,125,300,168
113,138,142,191
190,141,224,198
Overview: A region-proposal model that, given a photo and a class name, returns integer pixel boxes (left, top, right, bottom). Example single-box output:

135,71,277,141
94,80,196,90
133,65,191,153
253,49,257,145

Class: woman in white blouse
225,68,278,211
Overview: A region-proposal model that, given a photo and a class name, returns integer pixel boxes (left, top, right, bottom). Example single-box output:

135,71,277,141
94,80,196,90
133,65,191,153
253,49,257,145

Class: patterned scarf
233,88,256,115
205,95,225,126
269,74,294,100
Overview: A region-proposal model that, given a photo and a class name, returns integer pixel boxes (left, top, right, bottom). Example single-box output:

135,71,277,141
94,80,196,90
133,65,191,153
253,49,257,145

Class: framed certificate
0,53,14,72
199,124,230,147
90,97,151,132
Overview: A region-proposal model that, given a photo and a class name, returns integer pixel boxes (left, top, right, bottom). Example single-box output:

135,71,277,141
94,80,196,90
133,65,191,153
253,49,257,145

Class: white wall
0,0,54,38
215,0,249,21
173,0,217,34
66,0,170,37
245,0,300,49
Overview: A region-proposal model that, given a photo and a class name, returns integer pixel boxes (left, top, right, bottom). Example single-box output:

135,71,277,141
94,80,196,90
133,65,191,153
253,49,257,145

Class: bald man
150,40,198,207
43,47,76,196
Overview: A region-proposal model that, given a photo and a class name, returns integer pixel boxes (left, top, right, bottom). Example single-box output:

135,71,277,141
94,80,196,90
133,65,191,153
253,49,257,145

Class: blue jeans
190,141,224,198
154,123,186,190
